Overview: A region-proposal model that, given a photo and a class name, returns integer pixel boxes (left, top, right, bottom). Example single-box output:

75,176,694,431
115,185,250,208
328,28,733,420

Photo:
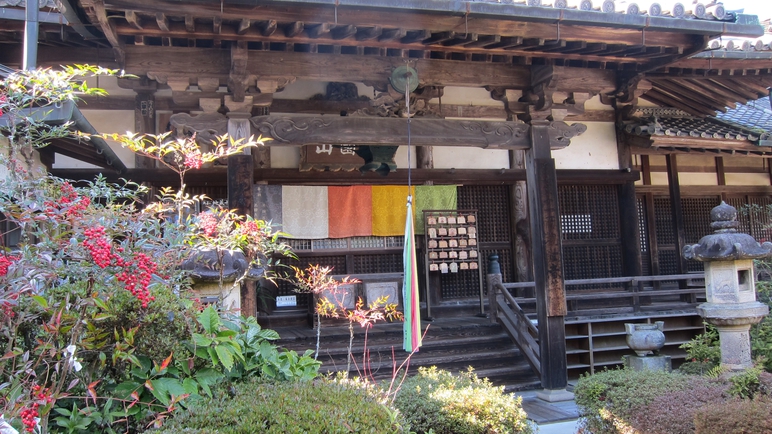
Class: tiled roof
622,107,771,142
716,97,772,135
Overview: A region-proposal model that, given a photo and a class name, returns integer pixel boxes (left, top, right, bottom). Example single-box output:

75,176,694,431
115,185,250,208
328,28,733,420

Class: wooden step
275,317,541,391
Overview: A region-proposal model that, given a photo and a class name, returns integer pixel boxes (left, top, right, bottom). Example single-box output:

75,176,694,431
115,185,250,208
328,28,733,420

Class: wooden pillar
510,150,532,289
666,154,688,276
134,91,156,169
416,146,433,169
616,126,641,277
226,97,256,316
525,119,567,391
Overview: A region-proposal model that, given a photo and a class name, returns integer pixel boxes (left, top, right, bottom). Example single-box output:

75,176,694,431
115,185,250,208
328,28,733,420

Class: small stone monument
623,322,671,371
683,202,772,372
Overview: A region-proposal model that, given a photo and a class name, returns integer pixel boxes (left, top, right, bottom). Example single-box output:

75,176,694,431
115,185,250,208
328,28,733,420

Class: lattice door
559,185,623,290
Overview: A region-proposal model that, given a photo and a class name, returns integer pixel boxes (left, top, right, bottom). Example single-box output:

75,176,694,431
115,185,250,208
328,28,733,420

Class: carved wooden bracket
491,87,593,122
604,73,652,106
169,112,228,146
249,116,585,150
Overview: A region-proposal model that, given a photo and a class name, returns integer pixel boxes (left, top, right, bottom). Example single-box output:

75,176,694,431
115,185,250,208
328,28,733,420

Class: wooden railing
488,276,541,376
487,270,707,378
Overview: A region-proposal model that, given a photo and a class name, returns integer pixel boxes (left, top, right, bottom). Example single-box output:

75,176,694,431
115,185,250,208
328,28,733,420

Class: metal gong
389,65,419,94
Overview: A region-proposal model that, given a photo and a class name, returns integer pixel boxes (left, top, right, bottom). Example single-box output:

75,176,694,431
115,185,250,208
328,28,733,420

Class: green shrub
752,276,772,372
694,395,772,434
574,368,702,434
678,324,720,375
391,367,533,434
152,377,405,433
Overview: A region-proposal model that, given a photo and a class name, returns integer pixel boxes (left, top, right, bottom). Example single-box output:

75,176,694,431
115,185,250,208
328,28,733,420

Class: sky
727,0,772,21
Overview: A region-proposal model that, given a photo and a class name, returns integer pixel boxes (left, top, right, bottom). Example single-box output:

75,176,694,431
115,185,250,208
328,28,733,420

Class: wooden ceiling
1,0,770,116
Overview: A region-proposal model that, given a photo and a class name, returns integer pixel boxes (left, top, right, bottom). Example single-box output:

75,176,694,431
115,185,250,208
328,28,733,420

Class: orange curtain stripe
327,186,373,238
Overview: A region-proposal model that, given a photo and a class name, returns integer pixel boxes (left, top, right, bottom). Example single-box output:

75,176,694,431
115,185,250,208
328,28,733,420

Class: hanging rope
405,67,412,197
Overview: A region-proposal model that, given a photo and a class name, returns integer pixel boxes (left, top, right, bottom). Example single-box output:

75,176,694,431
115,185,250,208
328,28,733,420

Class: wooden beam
245,115,586,149
355,26,382,41
259,20,277,37
49,167,637,187
307,23,330,39
125,10,143,30
213,16,222,34
124,46,616,91
237,19,252,35
185,15,195,32
90,0,125,64
331,24,357,40
285,21,304,38
77,94,614,121
156,13,170,32
96,0,696,48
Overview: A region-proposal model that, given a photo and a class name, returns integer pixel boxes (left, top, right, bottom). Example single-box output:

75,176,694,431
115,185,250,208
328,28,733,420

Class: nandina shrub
694,395,772,434
152,377,405,433
391,366,534,434
574,368,702,434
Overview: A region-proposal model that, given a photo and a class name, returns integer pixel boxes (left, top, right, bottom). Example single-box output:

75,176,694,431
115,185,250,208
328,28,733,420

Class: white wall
553,122,619,170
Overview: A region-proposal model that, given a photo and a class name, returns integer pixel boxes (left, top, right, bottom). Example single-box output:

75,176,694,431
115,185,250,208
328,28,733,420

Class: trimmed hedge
391,367,534,434
574,368,708,434
694,395,772,434
153,377,405,433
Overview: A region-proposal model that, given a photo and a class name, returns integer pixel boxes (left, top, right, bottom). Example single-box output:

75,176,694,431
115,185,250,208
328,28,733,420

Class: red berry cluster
184,151,204,170
0,254,17,277
197,212,218,238
83,226,113,269
82,226,157,308
42,182,90,221
19,385,53,433
1,301,14,319
19,405,38,433
115,252,157,308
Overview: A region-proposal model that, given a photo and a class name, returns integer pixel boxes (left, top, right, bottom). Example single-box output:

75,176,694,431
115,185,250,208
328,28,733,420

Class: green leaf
216,330,238,338
215,345,235,371
257,329,280,341
92,297,108,310
207,347,219,366
31,295,48,308
148,379,171,406
114,381,142,399
182,378,199,395
192,334,213,347
198,306,220,334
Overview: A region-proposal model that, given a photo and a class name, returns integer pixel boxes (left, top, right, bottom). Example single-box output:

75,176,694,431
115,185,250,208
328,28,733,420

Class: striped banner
403,196,422,353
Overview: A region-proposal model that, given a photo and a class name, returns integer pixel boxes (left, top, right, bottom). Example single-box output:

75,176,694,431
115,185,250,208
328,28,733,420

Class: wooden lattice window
352,253,402,274
652,196,719,275
558,185,623,289
275,255,348,308
728,196,772,243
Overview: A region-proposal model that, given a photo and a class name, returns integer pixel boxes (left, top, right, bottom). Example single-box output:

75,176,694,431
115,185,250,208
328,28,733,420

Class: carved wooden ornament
250,116,585,150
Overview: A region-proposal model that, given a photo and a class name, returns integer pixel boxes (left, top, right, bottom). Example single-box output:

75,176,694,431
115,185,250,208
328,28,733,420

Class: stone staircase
274,316,541,392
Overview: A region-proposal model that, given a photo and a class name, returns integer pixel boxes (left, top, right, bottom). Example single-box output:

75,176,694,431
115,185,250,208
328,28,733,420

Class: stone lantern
181,249,264,311
683,202,772,371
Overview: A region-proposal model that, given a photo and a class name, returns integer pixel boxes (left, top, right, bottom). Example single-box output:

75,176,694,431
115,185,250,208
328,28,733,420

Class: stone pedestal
696,302,768,371
536,388,574,403
623,355,672,372
683,202,772,373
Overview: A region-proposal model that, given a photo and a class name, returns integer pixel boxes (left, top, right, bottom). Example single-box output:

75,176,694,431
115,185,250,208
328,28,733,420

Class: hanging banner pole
402,69,422,352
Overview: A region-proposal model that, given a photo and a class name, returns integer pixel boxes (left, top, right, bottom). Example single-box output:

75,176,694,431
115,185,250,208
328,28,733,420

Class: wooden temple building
2,0,772,393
